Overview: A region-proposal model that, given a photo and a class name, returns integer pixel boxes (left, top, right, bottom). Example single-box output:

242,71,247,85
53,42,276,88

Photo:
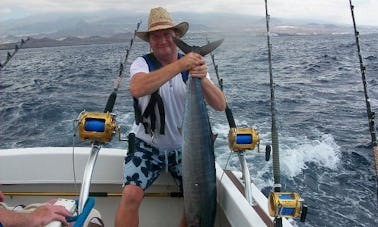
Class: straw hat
136,7,189,42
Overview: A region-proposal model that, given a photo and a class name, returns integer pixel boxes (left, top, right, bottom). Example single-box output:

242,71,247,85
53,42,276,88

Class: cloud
0,0,377,26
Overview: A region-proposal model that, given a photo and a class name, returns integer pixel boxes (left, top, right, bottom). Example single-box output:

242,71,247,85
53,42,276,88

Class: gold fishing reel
228,128,260,152
77,111,117,143
268,192,303,218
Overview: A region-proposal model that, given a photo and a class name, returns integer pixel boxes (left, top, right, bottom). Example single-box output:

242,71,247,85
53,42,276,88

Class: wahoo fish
174,37,223,227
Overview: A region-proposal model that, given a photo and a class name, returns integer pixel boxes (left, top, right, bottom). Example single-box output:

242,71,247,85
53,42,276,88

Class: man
0,191,71,227
115,7,226,227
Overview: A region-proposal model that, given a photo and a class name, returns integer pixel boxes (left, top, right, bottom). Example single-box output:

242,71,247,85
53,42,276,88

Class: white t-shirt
130,56,211,149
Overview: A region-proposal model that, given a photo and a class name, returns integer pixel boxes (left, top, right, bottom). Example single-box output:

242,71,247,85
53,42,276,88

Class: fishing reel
228,128,260,152
77,111,117,143
268,191,307,221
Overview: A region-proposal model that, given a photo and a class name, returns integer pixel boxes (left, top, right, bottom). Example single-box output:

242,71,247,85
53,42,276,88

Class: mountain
0,11,143,43
1,11,377,47
0,33,134,50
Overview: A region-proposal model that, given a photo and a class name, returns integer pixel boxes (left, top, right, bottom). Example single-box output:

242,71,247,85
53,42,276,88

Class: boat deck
0,147,293,226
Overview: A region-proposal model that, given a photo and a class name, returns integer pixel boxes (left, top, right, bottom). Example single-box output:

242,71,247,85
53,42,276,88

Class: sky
0,0,377,26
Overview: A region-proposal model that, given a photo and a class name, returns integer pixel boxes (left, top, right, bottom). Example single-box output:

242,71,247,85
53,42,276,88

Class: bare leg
179,212,187,227
115,185,144,227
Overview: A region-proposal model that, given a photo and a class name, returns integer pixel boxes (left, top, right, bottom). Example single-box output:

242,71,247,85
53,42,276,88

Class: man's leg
179,212,187,227
115,185,144,227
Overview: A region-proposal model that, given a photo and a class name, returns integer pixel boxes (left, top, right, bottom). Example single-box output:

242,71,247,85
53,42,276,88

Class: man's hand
189,61,208,80
29,203,72,226
0,202,72,227
179,52,206,73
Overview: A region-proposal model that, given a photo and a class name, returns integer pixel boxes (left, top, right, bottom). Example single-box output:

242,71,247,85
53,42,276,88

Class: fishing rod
104,20,142,113
207,40,236,129
0,37,30,70
264,0,280,198
74,21,142,214
348,0,378,195
3,191,182,198
206,37,260,205
264,0,306,225
264,2,282,225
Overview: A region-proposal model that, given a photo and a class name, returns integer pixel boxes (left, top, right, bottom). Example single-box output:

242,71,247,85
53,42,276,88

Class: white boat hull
0,147,293,227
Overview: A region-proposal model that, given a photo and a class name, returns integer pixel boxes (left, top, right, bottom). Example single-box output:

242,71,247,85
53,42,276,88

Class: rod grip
128,133,136,153
103,92,117,113
225,105,236,128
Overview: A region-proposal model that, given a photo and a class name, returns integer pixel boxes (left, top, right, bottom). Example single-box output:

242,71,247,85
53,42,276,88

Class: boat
0,146,296,227
0,13,305,227
0,26,303,227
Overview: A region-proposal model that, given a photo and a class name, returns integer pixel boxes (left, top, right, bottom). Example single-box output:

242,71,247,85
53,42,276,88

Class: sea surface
1,32,378,227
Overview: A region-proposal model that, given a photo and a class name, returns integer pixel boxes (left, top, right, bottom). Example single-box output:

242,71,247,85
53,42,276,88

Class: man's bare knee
121,185,144,207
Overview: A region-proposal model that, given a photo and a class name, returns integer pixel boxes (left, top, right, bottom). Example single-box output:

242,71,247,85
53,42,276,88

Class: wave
280,133,341,179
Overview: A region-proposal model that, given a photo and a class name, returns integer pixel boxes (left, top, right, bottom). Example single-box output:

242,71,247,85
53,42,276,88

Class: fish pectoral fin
211,133,218,143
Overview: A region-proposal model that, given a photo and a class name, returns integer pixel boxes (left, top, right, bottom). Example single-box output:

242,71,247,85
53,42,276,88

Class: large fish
174,37,223,227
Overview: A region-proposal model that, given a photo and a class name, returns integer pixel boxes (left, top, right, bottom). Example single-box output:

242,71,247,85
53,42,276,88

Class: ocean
1,32,378,227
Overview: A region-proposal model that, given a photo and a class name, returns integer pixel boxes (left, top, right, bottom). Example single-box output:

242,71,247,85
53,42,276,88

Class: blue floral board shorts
123,137,183,192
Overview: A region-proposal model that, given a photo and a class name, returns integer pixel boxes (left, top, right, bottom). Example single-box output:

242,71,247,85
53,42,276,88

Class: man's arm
130,53,206,98
130,60,184,98
201,77,226,111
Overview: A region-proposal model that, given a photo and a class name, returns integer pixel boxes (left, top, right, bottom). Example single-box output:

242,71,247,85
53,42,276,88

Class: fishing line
264,1,283,226
0,37,30,70
207,37,237,129
219,152,233,182
205,36,234,175
348,0,378,196
71,119,80,200
205,36,261,211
